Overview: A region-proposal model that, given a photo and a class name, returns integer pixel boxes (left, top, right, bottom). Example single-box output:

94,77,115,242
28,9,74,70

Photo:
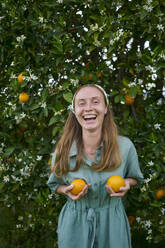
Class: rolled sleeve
47,151,64,192
125,141,144,185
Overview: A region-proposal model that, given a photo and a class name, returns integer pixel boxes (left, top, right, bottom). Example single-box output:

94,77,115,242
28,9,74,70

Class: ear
104,107,107,115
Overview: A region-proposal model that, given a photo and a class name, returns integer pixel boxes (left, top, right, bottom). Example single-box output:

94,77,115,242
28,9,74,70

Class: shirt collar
70,141,103,161
70,141,78,157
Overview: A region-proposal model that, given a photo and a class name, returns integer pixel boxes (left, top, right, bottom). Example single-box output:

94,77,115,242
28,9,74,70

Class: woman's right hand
57,184,90,201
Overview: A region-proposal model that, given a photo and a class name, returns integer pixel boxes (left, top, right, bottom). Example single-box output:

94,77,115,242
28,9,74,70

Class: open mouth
83,115,97,121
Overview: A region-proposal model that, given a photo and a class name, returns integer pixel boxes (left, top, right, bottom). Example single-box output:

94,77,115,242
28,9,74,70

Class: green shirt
47,136,143,248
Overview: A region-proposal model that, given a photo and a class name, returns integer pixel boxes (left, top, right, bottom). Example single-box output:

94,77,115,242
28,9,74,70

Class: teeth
84,115,96,119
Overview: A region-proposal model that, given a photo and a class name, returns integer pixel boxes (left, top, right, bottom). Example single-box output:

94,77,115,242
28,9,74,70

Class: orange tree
0,0,165,247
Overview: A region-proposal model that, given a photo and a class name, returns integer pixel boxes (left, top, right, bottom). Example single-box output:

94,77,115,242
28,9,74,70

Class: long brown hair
52,85,121,177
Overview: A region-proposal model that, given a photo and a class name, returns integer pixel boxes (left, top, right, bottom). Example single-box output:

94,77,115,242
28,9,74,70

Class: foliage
0,0,165,247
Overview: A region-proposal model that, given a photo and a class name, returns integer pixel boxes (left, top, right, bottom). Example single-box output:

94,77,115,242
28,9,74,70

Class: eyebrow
77,96,100,101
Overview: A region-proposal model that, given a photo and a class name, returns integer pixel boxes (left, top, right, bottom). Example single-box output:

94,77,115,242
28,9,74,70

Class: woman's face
74,86,107,132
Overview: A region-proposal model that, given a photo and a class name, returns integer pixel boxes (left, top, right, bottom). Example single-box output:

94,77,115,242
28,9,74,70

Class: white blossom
18,216,23,221
154,123,161,130
3,175,10,182
41,102,47,108
36,155,42,161
51,139,56,144
70,79,79,86
141,185,147,192
157,24,164,31
136,217,141,223
143,5,153,12
16,35,26,43
90,23,99,31
93,40,101,47
161,208,165,215
148,161,154,166
39,17,44,23
145,220,152,228
146,83,156,90
57,0,63,3
16,224,22,228
48,194,53,199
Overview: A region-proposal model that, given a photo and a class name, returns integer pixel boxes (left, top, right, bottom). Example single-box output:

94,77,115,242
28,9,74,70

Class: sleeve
47,151,65,192
125,141,144,185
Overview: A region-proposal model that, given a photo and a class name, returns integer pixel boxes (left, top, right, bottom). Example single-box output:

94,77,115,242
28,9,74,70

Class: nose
84,101,93,111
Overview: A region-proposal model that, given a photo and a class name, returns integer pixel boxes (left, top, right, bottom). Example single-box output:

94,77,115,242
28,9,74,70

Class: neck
82,129,102,155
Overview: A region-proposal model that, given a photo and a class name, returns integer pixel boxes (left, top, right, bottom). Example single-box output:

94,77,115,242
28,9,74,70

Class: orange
125,94,134,105
155,188,165,200
18,73,23,84
128,216,135,226
106,175,125,192
19,92,29,103
88,74,93,80
97,72,102,78
7,157,14,162
70,179,86,195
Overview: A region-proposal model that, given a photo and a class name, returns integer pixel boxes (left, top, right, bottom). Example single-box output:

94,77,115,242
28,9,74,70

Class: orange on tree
18,73,23,84
7,157,14,163
97,72,102,78
155,188,165,200
125,94,134,105
106,175,125,192
128,216,135,226
88,73,93,80
70,179,86,195
19,92,29,103
16,125,26,135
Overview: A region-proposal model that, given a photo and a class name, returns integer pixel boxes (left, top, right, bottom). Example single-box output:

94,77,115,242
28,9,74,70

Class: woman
47,84,143,248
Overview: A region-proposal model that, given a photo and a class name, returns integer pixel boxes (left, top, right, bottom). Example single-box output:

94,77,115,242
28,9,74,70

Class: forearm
56,184,67,194
125,178,137,187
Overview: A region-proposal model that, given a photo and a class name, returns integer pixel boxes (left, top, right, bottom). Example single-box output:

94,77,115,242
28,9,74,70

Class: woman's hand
57,184,91,201
106,178,137,197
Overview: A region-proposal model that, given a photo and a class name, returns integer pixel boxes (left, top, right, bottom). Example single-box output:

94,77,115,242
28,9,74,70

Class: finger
64,184,73,193
106,185,115,194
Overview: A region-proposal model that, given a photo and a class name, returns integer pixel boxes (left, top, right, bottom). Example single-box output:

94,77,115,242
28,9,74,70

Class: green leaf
48,116,57,126
114,95,120,103
52,126,58,137
63,92,73,103
129,87,137,98
5,147,15,156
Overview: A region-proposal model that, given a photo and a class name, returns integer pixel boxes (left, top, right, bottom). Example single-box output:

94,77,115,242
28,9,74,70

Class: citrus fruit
18,73,23,84
70,179,86,195
125,94,134,105
106,175,125,192
155,188,165,200
97,72,102,78
128,216,135,226
19,92,29,103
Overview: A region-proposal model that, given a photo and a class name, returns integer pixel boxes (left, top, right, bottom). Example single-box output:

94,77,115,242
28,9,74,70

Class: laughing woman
47,84,143,248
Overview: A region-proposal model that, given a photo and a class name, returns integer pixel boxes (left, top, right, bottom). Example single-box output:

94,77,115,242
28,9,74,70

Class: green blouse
47,136,143,248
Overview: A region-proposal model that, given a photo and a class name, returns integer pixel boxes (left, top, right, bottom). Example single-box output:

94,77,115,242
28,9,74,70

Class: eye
79,102,85,106
93,99,99,104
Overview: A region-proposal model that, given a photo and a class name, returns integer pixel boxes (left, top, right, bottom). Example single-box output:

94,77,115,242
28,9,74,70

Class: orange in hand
70,179,86,195
106,175,125,192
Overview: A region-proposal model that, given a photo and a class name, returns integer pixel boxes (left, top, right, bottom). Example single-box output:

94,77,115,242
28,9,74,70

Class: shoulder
118,136,137,155
118,135,134,147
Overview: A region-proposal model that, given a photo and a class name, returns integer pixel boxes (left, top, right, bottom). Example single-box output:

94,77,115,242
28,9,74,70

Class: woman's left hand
106,179,131,197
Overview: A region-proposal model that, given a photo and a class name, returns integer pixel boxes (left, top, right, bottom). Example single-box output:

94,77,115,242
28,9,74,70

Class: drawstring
87,208,97,247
